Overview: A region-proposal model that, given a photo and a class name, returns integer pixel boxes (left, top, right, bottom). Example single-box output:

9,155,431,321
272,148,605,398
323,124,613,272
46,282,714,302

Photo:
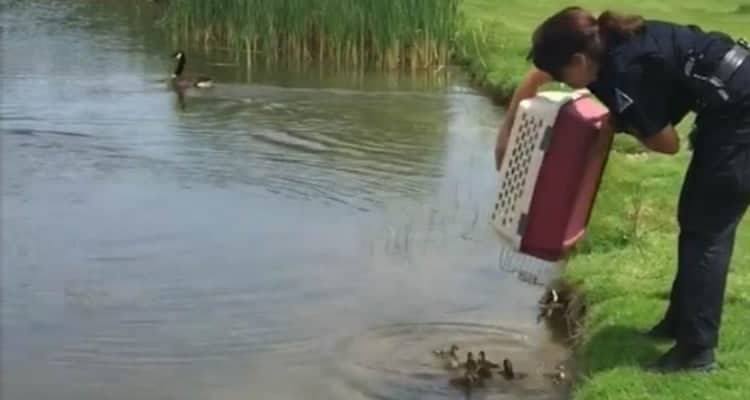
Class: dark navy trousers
661,123,750,349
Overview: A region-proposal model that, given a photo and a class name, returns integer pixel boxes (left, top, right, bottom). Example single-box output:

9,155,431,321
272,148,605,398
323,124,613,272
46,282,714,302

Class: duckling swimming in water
500,358,528,380
433,344,460,369
544,364,567,384
432,344,461,369
465,352,484,384
433,344,459,358
448,374,477,391
537,288,563,322
465,352,478,374
170,51,214,90
450,352,482,389
477,351,498,379
478,363,493,379
446,353,460,370
479,351,500,368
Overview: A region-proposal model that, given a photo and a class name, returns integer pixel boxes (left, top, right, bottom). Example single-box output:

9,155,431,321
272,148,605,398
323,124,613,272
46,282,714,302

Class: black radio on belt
683,38,749,110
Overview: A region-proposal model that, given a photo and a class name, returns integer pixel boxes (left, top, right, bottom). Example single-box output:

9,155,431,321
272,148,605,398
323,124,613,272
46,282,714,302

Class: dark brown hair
527,7,645,79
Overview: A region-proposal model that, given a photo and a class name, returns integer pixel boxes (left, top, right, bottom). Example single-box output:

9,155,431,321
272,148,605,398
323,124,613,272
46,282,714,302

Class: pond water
1,1,568,399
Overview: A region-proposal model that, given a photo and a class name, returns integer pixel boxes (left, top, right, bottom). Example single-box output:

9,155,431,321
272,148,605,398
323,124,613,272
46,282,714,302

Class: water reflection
1,1,567,399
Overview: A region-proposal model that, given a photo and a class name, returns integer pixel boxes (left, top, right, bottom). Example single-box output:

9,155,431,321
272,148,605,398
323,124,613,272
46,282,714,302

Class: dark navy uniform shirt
586,20,750,143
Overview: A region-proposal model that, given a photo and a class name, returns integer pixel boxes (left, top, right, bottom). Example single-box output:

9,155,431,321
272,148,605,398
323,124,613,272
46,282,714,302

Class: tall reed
161,0,462,70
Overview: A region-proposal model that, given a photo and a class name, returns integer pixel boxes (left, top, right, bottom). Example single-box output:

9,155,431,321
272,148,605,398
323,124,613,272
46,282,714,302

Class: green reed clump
161,0,461,70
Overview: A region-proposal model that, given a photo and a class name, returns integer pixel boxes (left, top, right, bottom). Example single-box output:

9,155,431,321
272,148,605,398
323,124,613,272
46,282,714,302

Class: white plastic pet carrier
491,90,588,250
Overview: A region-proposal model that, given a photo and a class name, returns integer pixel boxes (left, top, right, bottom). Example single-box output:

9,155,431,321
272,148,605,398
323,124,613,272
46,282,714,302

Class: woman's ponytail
596,10,645,44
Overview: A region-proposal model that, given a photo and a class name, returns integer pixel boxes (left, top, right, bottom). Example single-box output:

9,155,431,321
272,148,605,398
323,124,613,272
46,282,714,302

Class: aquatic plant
161,0,462,70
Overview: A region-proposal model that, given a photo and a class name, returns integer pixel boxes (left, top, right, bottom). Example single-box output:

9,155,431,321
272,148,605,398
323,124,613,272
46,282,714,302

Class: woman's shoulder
642,19,683,30
605,24,664,65
642,19,702,33
636,19,735,62
642,18,731,43
607,19,703,66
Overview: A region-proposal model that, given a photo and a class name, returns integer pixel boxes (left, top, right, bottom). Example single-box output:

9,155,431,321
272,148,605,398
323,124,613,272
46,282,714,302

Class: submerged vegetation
161,0,461,70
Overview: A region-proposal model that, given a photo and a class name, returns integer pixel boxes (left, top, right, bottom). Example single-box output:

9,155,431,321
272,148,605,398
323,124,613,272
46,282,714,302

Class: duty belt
714,39,749,84
684,39,749,104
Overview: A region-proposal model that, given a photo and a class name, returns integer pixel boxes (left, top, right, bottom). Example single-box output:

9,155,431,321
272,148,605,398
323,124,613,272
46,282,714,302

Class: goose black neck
174,56,186,76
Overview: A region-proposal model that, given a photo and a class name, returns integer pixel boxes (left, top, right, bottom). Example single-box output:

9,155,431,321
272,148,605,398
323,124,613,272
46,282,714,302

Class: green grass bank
458,1,750,399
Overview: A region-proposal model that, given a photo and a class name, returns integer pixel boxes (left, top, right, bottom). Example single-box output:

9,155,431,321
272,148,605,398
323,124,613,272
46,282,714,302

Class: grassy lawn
457,1,750,399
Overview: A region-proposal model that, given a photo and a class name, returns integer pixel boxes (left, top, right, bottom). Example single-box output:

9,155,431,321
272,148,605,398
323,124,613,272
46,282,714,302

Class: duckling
539,288,559,306
449,374,477,391
433,344,460,369
170,51,213,90
478,363,493,379
477,351,497,379
544,364,567,385
446,351,460,370
433,344,459,358
500,358,528,380
537,288,563,322
479,351,500,368
450,352,482,389
465,352,480,381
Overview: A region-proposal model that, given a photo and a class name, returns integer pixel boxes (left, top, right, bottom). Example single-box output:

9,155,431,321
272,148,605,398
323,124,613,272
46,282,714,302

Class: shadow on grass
579,325,666,375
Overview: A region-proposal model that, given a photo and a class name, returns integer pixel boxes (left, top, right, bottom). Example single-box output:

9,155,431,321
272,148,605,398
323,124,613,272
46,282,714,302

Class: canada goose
170,51,213,89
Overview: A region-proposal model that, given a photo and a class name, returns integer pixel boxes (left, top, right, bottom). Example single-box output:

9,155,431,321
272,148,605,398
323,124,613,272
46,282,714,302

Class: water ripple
333,322,563,400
